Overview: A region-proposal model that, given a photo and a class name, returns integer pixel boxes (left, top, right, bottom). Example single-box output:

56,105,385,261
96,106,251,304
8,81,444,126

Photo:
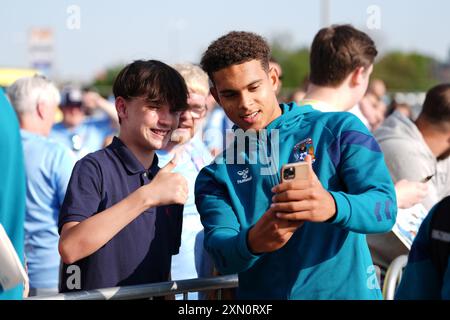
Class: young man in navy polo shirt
58,60,189,293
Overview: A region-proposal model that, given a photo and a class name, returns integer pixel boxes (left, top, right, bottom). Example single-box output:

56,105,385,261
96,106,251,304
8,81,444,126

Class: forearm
205,227,262,275
97,98,119,127
329,188,397,234
59,186,153,264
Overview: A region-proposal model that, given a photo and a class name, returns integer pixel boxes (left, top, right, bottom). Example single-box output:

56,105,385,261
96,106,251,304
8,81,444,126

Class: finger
275,211,311,221
160,153,179,173
304,155,318,182
272,189,311,203
271,200,311,212
272,180,310,193
276,219,304,230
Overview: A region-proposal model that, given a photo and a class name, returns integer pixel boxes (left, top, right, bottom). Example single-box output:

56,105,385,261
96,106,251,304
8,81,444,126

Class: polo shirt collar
109,137,159,175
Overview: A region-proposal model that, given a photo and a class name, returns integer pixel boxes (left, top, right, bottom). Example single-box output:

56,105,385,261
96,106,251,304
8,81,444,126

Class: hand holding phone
272,156,337,223
281,161,310,183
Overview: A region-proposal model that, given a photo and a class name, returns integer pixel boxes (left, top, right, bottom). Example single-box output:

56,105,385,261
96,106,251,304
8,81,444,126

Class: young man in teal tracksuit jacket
195,28,397,299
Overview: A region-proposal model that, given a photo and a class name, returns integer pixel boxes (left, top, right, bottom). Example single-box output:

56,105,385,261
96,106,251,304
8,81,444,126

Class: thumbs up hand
145,153,188,206
271,155,337,223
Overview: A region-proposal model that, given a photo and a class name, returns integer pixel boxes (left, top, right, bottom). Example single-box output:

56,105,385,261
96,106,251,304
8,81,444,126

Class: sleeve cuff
236,226,263,263
328,191,351,227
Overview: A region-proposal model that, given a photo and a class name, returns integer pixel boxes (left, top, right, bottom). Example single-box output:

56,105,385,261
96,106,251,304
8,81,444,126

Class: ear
115,97,127,121
350,66,366,87
210,87,220,105
36,101,45,120
268,65,279,91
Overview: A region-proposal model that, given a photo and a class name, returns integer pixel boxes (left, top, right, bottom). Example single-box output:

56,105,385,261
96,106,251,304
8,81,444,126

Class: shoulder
40,138,77,168
72,149,109,176
307,110,368,131
195,161,223,192
45,136,74,155
429,196,450,226
304,111,373,144
50,122,67,134
23,133,74,162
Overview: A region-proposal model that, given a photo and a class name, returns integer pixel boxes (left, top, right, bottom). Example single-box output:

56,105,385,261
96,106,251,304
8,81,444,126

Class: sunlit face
61,105,85,128
175,93,207,139
118,96,181,151
211,59,281,131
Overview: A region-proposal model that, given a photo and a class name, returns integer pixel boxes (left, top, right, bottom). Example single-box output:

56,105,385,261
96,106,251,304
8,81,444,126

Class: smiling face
117,96,181,152
175,93,207,138
210,59,281,131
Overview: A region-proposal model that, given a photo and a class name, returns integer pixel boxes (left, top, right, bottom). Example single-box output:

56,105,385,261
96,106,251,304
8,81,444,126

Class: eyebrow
219,80,262,95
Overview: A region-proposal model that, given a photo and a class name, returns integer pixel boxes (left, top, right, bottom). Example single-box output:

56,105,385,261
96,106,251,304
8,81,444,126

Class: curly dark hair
200,31,271,81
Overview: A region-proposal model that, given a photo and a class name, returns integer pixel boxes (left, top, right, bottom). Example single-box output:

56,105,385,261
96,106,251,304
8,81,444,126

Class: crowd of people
1,23,450,300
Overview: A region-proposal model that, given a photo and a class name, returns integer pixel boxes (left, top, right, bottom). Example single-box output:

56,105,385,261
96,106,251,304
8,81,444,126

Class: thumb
304,155,317,181
160,152,178,173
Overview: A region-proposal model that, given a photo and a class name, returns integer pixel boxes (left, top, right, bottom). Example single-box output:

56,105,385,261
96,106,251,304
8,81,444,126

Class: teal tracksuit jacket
195,102,397,299
395,196,450,300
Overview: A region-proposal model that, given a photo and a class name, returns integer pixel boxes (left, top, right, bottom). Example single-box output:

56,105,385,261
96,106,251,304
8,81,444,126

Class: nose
158,106,176,128
239,92,254,111
180,109,193,122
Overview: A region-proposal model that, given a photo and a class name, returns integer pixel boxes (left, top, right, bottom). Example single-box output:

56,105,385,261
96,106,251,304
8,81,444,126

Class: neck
303,84,354,111
63,113,85,129
118,133,155,169
20,114,48,136
415,117,450,158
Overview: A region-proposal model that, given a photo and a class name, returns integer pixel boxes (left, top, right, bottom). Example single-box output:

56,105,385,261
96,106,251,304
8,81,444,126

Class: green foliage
89,64,125,97
271,38,441,93
88,48,441,97
372,52,440,92
271,44,310,92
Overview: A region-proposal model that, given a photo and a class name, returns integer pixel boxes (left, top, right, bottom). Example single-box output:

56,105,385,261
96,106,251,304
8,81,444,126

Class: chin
145,138,166,151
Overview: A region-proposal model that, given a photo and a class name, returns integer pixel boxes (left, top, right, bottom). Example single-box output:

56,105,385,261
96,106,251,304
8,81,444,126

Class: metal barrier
382,254,408,300
25,274,238,300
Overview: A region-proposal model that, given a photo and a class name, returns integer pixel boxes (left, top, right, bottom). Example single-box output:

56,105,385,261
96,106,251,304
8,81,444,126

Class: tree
89,64,125,97
271,38,310,96
372,52,440,92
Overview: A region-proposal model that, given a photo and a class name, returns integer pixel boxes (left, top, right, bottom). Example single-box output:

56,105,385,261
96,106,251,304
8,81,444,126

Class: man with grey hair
7,76,76,296
157,63,214,300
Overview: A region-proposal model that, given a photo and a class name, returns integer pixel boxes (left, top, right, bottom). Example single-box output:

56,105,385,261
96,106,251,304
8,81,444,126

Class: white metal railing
382,255,408,300
25,274,238,300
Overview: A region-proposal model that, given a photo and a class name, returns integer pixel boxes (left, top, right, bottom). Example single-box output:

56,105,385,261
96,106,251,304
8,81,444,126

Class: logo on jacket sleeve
237,168,253,184
293,138,316,163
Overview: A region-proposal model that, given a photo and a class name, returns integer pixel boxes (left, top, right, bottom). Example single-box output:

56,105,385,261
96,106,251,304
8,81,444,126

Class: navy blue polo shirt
58,137,183,292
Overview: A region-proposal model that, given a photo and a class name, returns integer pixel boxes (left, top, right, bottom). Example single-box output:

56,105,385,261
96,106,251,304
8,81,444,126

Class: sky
1,0,449,83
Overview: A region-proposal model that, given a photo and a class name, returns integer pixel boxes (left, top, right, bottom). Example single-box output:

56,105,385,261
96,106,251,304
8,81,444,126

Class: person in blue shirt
195,30,397,299
0,88,26,300
157,63,214,300
395,195,450,299
50,86,118,160
7,76,76,296
58,60,189,293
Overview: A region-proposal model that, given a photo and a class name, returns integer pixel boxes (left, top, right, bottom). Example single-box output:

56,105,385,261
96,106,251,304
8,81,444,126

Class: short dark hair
309,24,378,87
113,60,188,112
200,31,271,81
420,83,450,126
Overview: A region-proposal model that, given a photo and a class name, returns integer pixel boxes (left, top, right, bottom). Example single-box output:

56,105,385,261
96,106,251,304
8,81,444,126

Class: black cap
60,87,83,108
